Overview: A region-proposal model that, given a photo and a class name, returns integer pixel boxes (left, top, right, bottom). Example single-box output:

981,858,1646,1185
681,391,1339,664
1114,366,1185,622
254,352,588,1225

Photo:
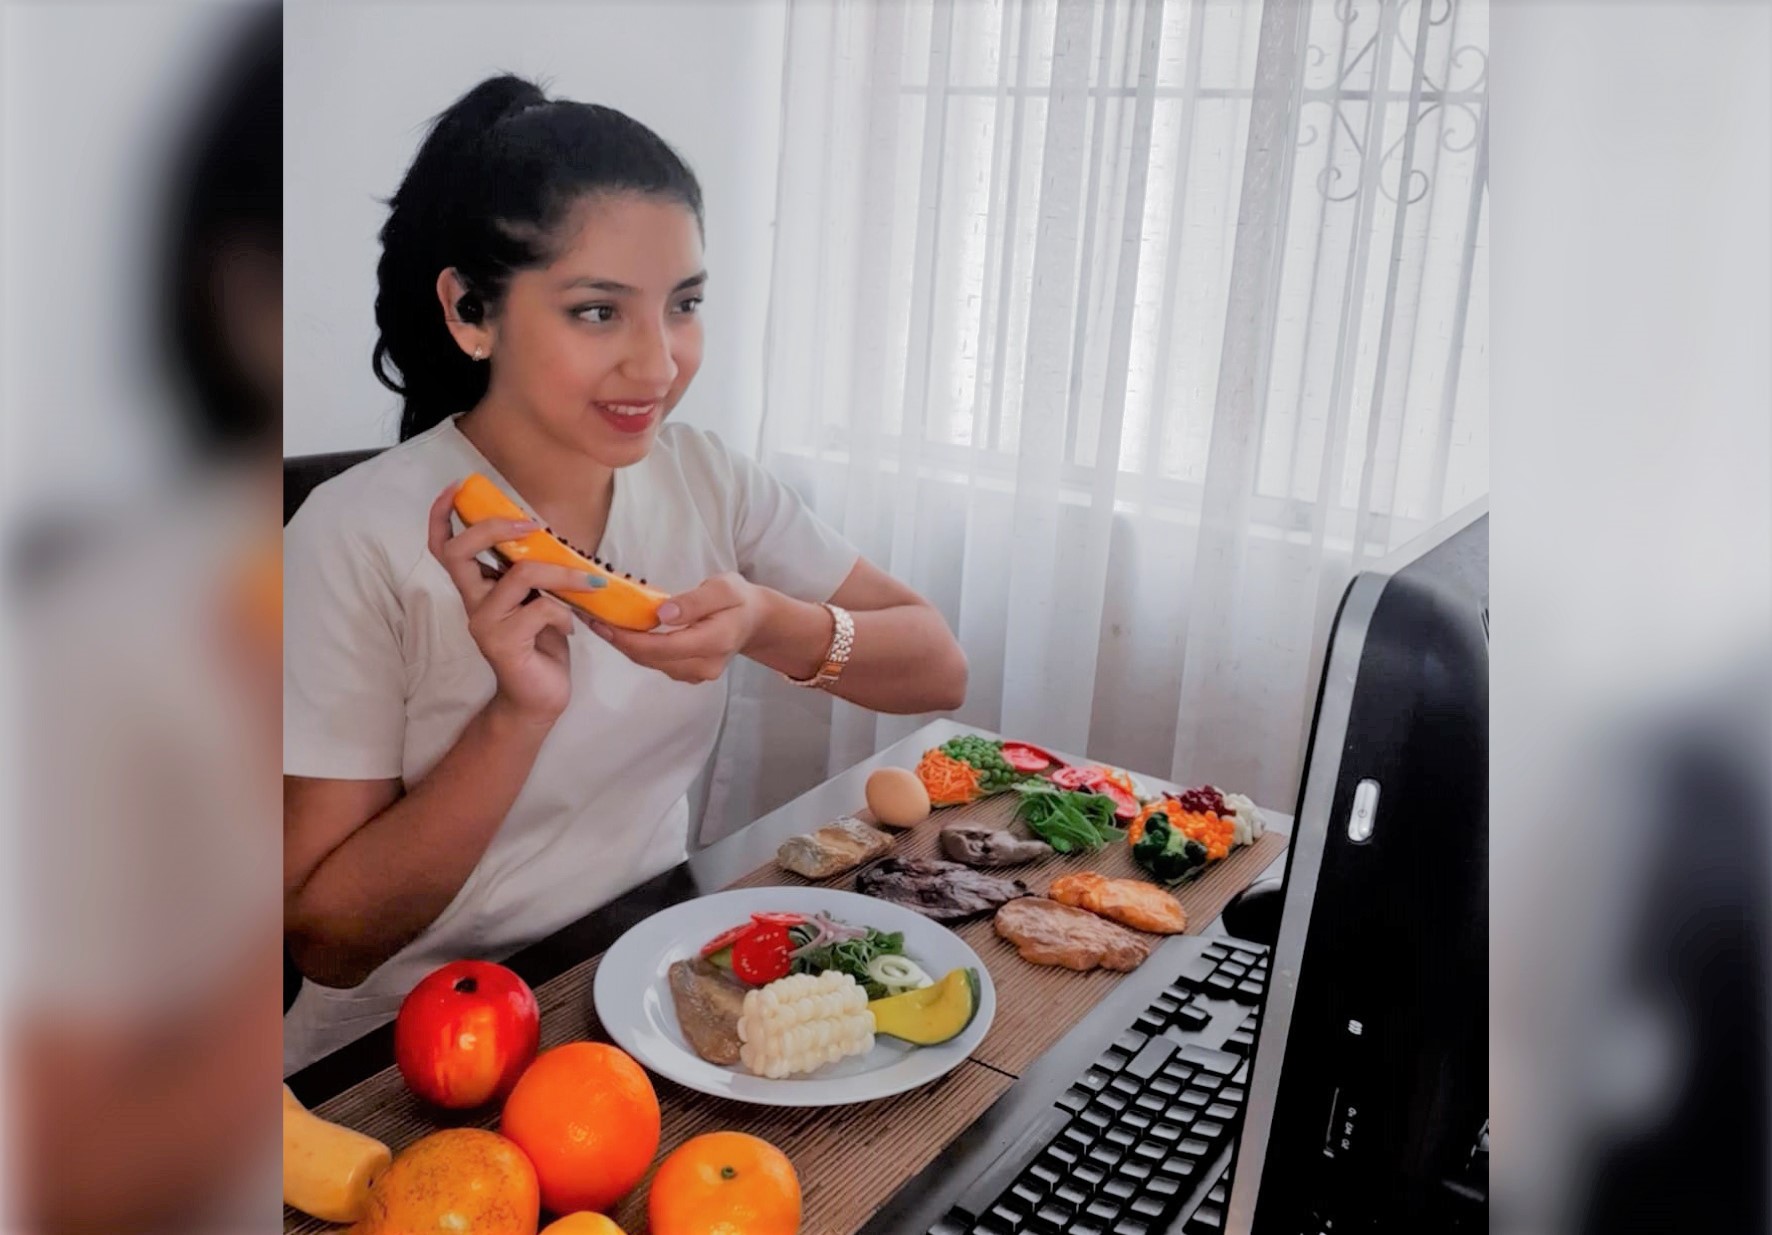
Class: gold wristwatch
784,602,854,689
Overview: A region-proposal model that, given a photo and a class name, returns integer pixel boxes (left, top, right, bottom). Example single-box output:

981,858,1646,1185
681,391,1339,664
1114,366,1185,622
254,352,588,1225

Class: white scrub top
282,417,858,1073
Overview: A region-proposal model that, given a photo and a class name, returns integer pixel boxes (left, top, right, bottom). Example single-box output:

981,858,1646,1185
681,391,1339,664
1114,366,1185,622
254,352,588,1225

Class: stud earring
472,346,486,361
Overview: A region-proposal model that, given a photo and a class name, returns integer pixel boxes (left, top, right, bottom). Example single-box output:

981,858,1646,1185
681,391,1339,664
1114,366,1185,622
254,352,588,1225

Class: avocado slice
868,967,980,1045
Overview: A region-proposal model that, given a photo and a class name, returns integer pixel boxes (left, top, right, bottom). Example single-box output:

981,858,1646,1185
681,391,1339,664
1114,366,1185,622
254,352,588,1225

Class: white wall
284,0,788,456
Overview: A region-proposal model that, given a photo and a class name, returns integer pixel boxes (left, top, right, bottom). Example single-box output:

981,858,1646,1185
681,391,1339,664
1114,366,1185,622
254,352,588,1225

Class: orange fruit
501,1042,660,1215
648,1132,801,1235
540,1216,627,1235
352,1127,538,1235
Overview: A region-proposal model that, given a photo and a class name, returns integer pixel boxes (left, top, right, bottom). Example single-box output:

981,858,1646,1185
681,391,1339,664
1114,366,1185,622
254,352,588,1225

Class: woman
283,75,967,1073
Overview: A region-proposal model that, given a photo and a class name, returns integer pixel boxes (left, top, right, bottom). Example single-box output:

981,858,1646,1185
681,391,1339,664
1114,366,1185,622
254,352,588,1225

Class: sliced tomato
730,924,795,986
1098,782,1141,821
699,922,758,959
1001,742,1058,773
1050,766,1103,791
749,912,806,929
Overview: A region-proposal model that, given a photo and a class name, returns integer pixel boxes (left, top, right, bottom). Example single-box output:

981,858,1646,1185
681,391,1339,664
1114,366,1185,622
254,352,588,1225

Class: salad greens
1012,780,1125,853
788,922,907,999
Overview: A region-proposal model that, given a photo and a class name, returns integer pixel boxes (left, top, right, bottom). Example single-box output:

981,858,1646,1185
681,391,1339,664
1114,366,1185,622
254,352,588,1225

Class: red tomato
1051,766,1104,791
749,912,806,929
394,960,540,1109
699,922,758,958
1001,742,1058,773
731,924,795,986
1098,782,1140,821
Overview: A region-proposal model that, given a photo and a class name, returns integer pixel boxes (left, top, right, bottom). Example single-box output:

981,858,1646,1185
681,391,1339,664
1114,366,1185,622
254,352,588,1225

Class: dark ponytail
373,74,704,441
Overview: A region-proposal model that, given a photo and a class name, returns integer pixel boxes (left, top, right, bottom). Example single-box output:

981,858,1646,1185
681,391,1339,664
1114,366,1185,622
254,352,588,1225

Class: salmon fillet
1048,872,1187,935
993,897,1153,971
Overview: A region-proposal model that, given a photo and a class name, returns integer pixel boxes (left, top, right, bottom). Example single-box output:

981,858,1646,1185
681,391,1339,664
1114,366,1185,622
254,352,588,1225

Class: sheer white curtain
700,0,1488,841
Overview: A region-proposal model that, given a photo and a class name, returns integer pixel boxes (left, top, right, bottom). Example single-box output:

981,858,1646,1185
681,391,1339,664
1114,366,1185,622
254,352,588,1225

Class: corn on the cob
736,970,875,1078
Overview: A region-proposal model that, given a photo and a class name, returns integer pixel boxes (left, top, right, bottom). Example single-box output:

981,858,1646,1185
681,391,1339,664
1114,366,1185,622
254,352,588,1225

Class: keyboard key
1073,1163,1108,1190
1146,1174,1182,1199
1122,1112,1154,1133
1054,1182,1090,1208
1225,1030,1256,1055
1132,1012,1166,1037
1079,1105,1113,1130
1203,945,1230,961
1193,1072,1226,1094
1219,961,1248,979
1148,1076,1182,1097
1028,1161,1063,1188
1061,1124,1096,1151
1049,1143,1081,1168
1205,1102,1239,1122
928,1217,969,1235
1193,1119,1227,1141
1173,954,1219,989
1033,1201,1074,1228
1233,981,1265,1005
1087,1144,1124,1172
1058,1087,1091,1113
1185,1203,1225,1233
1205,973,1237,996
1160,1059,1195,1082
1207,1180,1228,1204
1086,1198,1123,1223
983,1204,1024,1232
1114,1030,1151,1055
1133,1093,1167,1115
1094,1046,1133,1074
1220,1086,1247,1105
1131,1142,1167,1164
1079,1067,1114,1092
1164,1103,1198,1126
1130,1195,1170,1220
1177,1137,1213,1158
1121,1160,1154,1182
1159,1156,1198,1183
1102,1176,1139,1202
1150,995,1182,1017
1112,1222,1150,1235
1151,1121,1186,1143
1098,1091,1131,1114
1110,1075,1143,1097
1179,1045,1241,1076
1171,1004,1211,1033
1178,1089,1212,1108
1126,1035,1177,1080
1071,1223,1107,1235
1105,1127,1138,1151
1007,1181,1045,1212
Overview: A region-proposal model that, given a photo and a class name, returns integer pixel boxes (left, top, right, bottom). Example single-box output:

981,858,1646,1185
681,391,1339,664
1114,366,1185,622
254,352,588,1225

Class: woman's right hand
427,484,592,726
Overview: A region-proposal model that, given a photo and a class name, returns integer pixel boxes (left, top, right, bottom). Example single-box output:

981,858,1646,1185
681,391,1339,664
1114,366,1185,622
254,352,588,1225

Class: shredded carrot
917,749,984,806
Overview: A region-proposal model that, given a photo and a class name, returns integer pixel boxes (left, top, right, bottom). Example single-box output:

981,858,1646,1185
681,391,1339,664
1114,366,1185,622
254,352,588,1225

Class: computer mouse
1221,877,1284,947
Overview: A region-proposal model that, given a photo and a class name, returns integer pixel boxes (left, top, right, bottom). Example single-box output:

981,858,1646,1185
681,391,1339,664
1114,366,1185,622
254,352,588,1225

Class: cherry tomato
699,922,757,958
1001,742,1058,773
749,912,806,929
731,924,795,986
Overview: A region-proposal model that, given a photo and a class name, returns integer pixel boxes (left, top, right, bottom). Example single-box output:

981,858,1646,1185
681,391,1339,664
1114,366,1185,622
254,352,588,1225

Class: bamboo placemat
286,794,1285,1233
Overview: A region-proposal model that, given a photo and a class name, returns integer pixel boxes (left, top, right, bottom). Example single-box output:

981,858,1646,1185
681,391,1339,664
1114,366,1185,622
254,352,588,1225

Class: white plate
593,886,997,1107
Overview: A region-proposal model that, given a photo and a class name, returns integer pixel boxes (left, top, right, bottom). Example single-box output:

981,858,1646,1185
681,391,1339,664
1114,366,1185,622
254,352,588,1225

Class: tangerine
648,1131,801,1235
540,1215,627,1235
351,1127,538,1235
501,1042,660,1215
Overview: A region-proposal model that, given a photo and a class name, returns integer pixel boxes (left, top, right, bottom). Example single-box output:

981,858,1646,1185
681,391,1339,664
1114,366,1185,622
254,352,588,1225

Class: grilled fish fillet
1048,871,1187,935
993,897,1152,971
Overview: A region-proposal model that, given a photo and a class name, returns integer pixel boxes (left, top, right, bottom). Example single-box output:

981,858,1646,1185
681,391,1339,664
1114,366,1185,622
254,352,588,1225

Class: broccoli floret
1133,816,1209,885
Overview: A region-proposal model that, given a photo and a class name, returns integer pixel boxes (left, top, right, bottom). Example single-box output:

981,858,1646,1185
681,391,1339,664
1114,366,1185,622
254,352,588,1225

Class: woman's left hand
590,571,767,684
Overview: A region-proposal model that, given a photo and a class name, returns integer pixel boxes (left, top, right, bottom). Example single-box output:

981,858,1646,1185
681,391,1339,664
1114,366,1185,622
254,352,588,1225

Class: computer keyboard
926,938,1269,1235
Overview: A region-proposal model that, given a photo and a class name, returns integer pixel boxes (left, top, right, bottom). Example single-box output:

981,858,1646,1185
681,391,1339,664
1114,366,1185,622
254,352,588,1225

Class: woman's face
485,192,705,468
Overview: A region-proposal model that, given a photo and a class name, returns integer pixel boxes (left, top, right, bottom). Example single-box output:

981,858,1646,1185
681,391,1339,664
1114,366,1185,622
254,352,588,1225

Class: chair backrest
284,448,384,525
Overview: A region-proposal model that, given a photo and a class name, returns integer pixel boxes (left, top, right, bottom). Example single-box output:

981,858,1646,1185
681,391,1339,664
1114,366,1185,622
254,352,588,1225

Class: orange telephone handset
451,473,667,631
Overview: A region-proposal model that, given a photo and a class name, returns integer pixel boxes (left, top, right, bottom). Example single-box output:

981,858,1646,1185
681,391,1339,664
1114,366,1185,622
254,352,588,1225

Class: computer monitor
1229,503,1489,1233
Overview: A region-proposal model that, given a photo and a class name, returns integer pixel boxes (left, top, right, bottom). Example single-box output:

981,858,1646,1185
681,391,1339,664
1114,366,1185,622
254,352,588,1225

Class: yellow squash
452,473,668,631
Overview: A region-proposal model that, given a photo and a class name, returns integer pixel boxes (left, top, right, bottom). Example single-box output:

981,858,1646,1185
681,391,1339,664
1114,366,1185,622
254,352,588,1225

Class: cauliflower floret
1222,792,1265,847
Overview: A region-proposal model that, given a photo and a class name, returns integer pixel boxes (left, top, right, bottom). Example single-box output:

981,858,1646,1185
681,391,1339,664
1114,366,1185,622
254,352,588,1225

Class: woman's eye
675,295,703,315
574,304,617,324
